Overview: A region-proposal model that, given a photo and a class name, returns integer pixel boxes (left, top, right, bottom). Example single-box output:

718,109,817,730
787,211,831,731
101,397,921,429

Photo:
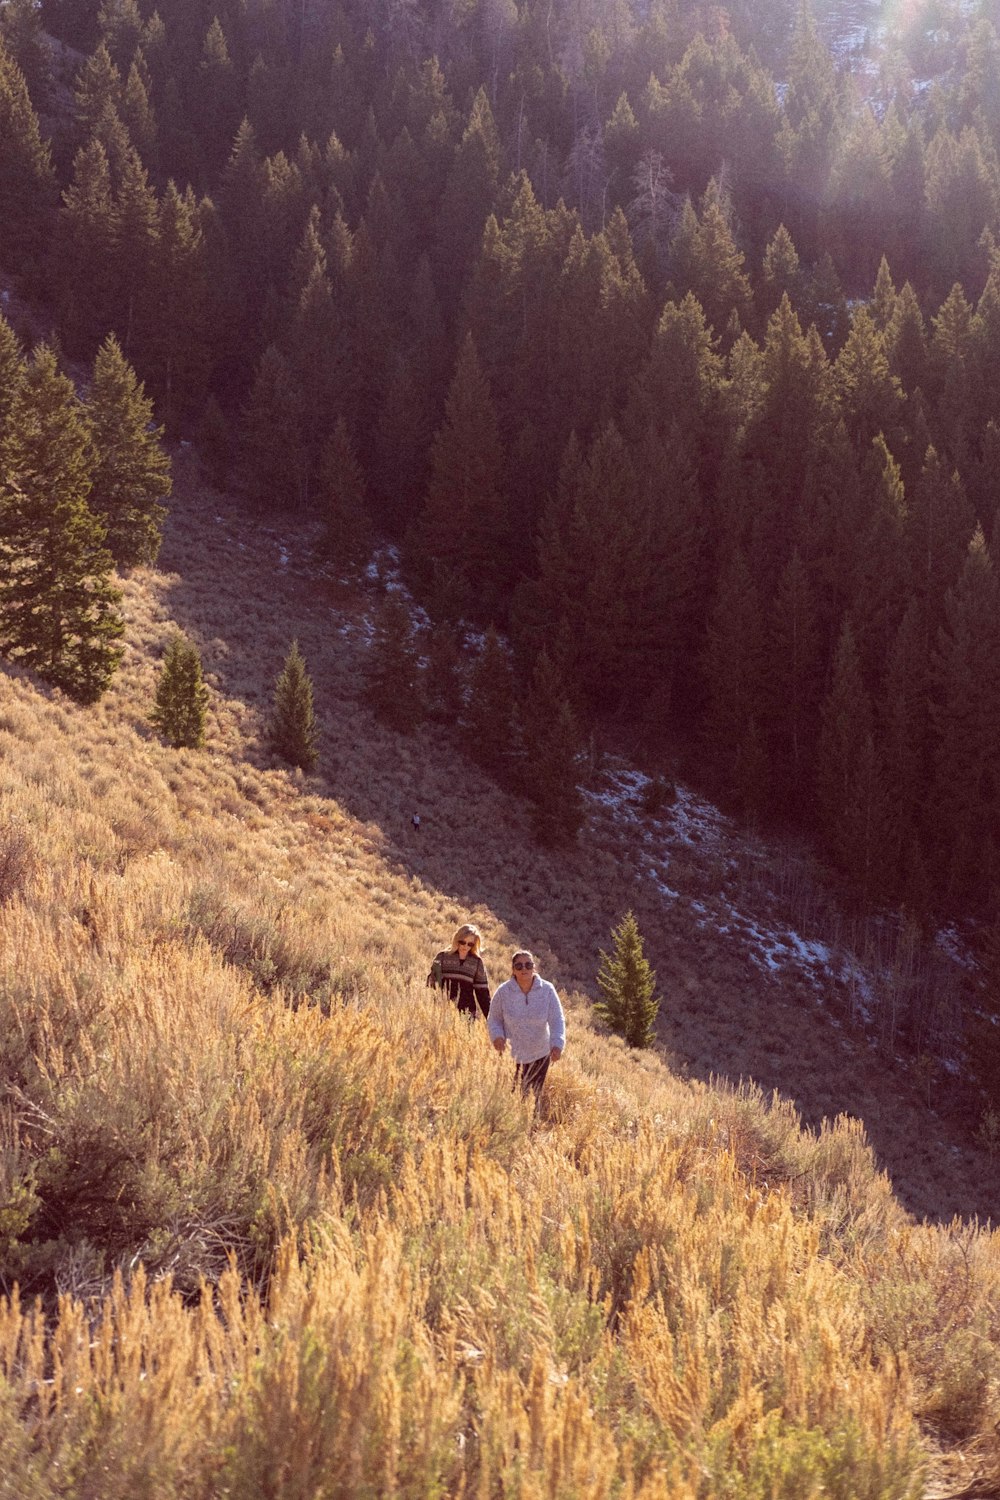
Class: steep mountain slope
2,456,1000,1496
146,448,996,1224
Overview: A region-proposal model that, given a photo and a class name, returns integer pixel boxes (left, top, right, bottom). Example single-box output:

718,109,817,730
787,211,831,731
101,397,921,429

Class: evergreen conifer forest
5,0,1000,1493
2,0,1000,910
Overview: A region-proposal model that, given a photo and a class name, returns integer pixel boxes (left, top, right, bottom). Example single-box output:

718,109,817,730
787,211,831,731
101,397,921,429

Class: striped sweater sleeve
474,957,491,1017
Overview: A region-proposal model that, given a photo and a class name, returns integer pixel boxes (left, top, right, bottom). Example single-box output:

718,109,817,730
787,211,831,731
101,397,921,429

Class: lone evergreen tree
150,632,209,748
594,910,661,1048
270,640,319,770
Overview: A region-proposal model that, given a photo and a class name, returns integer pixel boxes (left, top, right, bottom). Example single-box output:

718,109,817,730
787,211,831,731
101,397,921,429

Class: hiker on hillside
426,923,491,1019
488,951,565,1097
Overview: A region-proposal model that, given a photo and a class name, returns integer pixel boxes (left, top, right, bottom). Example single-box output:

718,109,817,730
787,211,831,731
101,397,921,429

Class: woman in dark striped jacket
427,923,491,1019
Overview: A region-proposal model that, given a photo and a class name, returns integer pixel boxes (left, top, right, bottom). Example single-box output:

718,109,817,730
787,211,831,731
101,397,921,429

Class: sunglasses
457,940,474,948
513,961,534,971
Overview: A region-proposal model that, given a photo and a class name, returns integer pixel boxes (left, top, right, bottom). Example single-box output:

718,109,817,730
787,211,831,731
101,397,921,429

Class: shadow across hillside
150,454,997,1227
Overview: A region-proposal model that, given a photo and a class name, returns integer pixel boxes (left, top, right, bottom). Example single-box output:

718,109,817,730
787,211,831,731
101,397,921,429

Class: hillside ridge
2,453,1000,1497
128,450,992,1225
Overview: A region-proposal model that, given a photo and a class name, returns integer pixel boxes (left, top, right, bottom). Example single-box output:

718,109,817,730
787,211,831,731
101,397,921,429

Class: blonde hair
451,923,482,955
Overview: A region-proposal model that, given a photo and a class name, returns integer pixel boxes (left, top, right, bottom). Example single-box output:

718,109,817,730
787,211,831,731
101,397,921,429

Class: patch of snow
936,926,976,970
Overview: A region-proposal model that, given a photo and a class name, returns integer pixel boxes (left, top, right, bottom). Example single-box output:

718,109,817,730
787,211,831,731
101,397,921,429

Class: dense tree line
1,1,1000,906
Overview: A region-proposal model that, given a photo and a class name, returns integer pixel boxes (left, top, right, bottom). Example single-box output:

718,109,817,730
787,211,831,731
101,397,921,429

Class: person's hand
492,1037,506,1053
550,1046,562,1062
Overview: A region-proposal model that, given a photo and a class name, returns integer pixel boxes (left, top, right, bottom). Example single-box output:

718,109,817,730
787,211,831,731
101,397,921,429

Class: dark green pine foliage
633,425,704,722
151,632,209,748
58,137,117,354
412,334,508,623
523,648,584,846
73,39,121,143
760,223,802,323
879,599,929,894
531,423,661,717
147,181,212,430
1,0,52,105
98,0,144,71
870,256,897,332
930,527,1000,904
816,617,890,905
594,910,661,1048
701,545,768,813
121,59,157,167
885,280,928,396
435,86,500,305
906,445,976,656
270,640,319,771
111,146,159,359
365,596,422,733
738,296,835,600
0,346,123,703
283,207,344,480
86,333,171,567
669,182,753,343
834,306,904,455
0,312,25,448
0,34,58,276
316,417,370,576
850,434,909,693
196,395,232,488
241,344,306,511
929,282,977,464
422,620,464,724
764,547,822,800
464,626,517,786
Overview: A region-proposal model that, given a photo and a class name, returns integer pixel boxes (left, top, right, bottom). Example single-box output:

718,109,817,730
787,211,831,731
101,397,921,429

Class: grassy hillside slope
1,460,999,1497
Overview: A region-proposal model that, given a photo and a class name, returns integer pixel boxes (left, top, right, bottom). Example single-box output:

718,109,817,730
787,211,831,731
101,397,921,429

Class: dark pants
515,1055,550,1096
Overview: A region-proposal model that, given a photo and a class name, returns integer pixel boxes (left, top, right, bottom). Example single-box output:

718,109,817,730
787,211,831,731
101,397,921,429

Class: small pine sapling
150,632,209,747
594,910,661,1048
270,639,319,770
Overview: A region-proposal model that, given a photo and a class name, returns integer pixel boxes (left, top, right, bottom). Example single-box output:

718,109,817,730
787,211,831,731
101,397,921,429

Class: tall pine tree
86,333,171,567
523,648,584,845
0,346,123,702
594,910,661,1048
930,527,1000,903
151,633,209,748
270,640,319,771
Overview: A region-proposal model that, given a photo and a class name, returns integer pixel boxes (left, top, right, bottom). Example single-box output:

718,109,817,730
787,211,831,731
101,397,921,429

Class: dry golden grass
0,459,998,1496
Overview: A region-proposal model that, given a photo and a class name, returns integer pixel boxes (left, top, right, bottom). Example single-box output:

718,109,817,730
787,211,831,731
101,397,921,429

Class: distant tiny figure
427,923,490,1019
412,812,421,833
488,951,566,1097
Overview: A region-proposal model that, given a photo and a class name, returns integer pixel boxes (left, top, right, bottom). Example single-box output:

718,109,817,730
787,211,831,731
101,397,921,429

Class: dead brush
0,822,36,905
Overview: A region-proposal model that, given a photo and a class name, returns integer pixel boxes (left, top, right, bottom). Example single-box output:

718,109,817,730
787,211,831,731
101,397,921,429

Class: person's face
512,956,534,990
457,937,475,959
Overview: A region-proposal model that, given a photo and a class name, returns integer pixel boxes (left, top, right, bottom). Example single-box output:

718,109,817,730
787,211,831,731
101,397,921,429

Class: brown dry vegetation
0,454,999,1496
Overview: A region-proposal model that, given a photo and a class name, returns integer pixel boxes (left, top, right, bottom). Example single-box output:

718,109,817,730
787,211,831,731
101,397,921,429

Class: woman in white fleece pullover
487,950,566,1096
